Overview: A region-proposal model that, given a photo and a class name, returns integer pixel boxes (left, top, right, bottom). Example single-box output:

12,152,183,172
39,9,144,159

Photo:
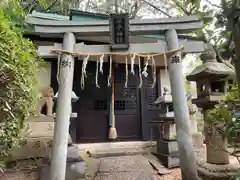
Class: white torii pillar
50,32,76,180
165,29,198,180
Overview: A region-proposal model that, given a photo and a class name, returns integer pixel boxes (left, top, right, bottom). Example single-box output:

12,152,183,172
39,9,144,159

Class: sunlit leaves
0,6,41,166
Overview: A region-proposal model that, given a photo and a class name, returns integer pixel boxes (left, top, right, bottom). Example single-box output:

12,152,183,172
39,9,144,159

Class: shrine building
25,10,204,143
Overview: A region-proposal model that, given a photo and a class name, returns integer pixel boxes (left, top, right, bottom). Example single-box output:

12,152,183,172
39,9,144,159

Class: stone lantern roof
186,50,235,81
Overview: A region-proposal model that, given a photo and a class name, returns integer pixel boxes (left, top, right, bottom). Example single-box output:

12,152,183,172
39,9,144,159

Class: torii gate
27,15,204,180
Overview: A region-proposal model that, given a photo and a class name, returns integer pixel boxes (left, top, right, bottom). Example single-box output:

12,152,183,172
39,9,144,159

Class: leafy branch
0,5,41,167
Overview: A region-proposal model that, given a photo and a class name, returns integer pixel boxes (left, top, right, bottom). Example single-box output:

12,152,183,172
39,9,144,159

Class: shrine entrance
75,61,142,143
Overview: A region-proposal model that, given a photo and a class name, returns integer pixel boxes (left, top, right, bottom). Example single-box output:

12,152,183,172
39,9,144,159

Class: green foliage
0,8,41,166
206,101,232,123
206,84,238,123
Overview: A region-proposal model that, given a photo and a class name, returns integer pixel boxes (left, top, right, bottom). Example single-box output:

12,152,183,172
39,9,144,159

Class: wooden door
140,67,161,140
114,64,141,141
76,61,109,143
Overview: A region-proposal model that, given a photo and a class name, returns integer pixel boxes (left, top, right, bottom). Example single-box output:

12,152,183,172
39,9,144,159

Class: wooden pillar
165,29,198,180
50,32,76,180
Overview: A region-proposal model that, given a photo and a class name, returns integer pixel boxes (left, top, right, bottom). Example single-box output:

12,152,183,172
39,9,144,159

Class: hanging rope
95,57,100,88
81,55,90,89
99,54,104,74
56,52,61,84
125,56,128,88
138,56,143,88
52,45,184,89
52,45,184,57
142,55,151,78
151,56,156,88
107,55,112,87
130,54,136,75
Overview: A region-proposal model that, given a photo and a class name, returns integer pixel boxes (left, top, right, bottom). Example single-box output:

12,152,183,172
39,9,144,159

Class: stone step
90,148,149,158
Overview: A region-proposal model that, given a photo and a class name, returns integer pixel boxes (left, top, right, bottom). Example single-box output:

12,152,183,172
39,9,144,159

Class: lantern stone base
155,139,179,168
153,152,180,168
197,160,240,180
206,134,229,164
40,161,86,180
40,145,86,180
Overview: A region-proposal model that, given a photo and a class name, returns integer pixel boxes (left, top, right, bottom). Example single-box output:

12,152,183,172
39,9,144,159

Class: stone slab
91,148,149,158
143,154,172,175
99,155,152,173
95,155,156,180
95,172,156,180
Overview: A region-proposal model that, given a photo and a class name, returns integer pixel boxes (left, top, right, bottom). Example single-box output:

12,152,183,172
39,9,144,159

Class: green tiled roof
30,10,196,41
31,11,69,20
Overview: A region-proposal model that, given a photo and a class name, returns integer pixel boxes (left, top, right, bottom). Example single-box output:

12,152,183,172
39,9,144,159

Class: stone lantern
186,51,234,109
186,50,235,165
53,91,79,143
152,87,179,168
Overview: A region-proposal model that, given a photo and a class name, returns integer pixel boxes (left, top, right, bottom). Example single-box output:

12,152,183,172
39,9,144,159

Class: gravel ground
2,145,239,180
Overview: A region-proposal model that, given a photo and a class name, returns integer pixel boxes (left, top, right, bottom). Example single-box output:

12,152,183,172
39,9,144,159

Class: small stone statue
163,86,171,95
36,87,54,116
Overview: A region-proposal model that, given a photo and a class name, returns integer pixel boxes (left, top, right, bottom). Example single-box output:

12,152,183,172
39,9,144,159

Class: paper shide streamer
125,56,128,88
142,55,151,78
138,56,143,88
99,54,104,74
52,45,183,89
81,55,90,89
107,55,113,87
95,57,100,88
130,54,136,75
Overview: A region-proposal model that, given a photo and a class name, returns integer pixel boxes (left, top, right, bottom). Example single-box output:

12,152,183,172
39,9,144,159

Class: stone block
156,140,178,155
162,122,176,141
153,153,180,168
11,116,72,160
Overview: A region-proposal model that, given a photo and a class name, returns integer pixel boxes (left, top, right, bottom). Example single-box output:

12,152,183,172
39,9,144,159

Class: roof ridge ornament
199,50,217,63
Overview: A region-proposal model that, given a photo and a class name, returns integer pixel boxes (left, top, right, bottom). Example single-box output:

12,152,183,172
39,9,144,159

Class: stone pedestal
41,145,86,180
11,115,72,160
197,160,240,180
40,161,85,180
206,134,229,164
155,139,179,168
